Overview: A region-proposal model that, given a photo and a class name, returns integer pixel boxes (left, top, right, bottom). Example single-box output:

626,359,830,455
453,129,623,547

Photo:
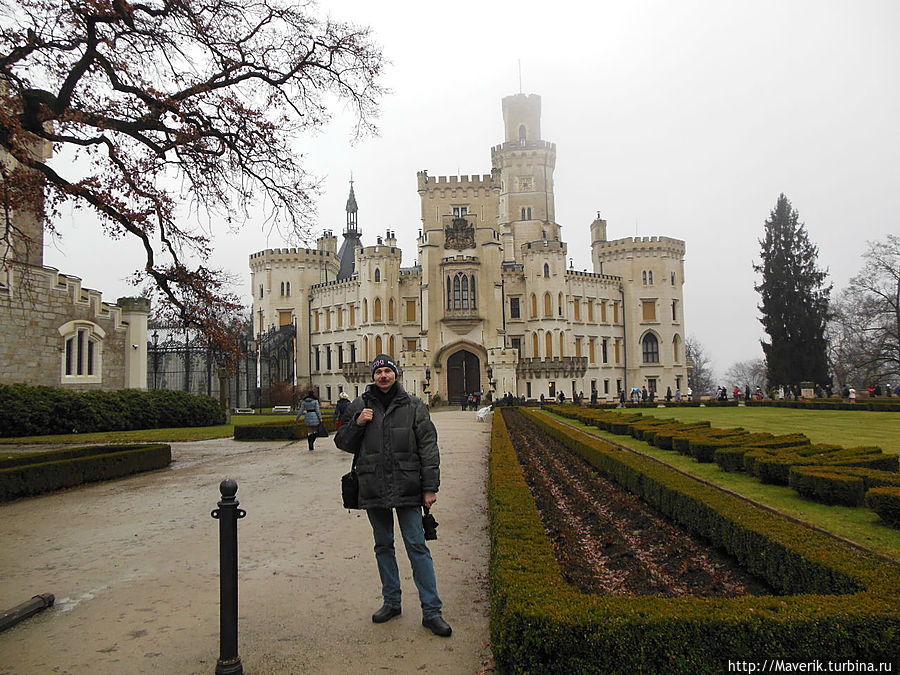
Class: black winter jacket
334,383,440,509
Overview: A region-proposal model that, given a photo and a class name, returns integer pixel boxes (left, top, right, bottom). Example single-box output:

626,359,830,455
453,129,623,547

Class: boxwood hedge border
489,408,900,673
0,444,172,502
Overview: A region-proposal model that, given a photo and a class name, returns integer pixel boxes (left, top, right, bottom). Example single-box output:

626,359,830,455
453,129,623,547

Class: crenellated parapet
594,236,685,259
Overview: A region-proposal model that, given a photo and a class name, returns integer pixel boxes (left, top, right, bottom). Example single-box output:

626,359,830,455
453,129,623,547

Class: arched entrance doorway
447,350,480,406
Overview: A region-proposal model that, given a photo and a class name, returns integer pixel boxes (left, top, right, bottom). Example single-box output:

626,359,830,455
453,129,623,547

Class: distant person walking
334,391,351,428
297,390,322,451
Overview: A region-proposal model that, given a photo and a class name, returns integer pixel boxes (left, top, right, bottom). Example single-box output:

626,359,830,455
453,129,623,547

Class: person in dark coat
334,354,451,638
333,391,351,428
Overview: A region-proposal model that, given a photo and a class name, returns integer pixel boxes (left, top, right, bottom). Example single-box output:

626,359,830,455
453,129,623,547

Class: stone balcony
516,356,588,379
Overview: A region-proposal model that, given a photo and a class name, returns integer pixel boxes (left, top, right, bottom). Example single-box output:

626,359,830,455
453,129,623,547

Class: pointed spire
346,174,358,214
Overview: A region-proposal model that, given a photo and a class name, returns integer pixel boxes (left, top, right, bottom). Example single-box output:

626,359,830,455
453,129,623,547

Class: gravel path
0,410,493,674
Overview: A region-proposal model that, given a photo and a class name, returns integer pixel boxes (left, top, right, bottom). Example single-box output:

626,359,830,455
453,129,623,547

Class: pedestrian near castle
297,390,322,451
334,354,452,638
334,391,351,428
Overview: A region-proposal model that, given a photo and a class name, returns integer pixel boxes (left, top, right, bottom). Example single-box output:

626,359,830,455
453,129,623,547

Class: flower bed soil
505,409,773,597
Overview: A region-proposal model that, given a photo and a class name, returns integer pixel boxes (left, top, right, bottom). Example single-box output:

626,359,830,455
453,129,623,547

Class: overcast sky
43,0,900,379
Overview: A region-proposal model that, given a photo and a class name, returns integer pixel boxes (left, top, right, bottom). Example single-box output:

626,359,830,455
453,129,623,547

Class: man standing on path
334,354,452,638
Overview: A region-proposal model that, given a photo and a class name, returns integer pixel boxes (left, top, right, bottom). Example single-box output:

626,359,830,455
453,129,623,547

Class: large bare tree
0,0,384,358
828,235,900,388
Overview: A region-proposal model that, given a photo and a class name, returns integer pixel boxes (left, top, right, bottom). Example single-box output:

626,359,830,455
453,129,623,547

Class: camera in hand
422,506,438,540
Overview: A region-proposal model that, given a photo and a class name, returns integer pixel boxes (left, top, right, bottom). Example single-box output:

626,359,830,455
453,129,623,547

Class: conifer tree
754,194,831,387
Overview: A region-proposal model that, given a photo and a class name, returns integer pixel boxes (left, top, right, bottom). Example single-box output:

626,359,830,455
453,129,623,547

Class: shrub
0,384,225,437
490,409,900,673
866,487,900,527
0,444,172,501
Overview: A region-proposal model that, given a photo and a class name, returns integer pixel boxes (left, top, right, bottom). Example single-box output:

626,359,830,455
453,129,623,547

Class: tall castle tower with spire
249,93,687,405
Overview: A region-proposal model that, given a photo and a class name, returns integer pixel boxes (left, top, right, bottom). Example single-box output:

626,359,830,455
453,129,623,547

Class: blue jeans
366,507,443,619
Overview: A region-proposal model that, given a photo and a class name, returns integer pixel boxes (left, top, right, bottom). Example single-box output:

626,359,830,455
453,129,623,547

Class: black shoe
372,605,401,623
422,616,452,637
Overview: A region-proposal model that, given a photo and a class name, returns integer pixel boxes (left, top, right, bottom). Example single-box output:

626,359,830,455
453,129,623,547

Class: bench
272,406,292,414
232,408,255,415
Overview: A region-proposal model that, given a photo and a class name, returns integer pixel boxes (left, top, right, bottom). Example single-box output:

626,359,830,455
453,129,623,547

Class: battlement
594,236,685,257
522,240,567,254
250,247,333,262
417,170,499,191
490,140,556,155
310,275,359,292
400,266,422,277
358,245,401,258
566,269,622,283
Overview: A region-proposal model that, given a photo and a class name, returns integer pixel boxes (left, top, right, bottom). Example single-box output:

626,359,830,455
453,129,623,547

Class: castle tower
490,93,559,263
336,180,363,281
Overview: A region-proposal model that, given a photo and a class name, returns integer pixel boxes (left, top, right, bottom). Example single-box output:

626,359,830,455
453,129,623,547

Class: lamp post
152,329,159,390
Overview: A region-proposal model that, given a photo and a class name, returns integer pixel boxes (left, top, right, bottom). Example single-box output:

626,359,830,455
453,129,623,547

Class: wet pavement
0,410,494,674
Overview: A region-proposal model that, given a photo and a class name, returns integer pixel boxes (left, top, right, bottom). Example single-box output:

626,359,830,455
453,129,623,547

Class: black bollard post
211,479,246,675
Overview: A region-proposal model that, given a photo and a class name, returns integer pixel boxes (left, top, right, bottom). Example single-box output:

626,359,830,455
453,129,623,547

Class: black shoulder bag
341,453,360,509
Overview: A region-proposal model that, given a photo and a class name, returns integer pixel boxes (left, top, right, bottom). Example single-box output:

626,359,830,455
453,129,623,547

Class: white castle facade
250,93,688,405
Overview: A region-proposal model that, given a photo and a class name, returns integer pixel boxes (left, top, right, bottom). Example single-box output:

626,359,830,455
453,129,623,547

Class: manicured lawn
0,413,304,445
544,409,900,561
622,405,900,453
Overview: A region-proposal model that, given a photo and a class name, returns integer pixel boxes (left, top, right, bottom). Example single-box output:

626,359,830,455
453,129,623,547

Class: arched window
59,321,104,382
532,332,539,356
642,333,660,363
446,276,452,309
389,336,395,358
388,298,395,321
375,335,382,354
374,268,381,282
673,335,680,362
531,293,537,318
648,270,654,285
642,270,647,285
374,298,382,322
470,274,477,308
559,332,565,357
519,124,527,144
453,275,460,309
286,281,290,296
363,298,368,323
363,337,369,362
543,263,550,278
280,281,285,295
545,332,553,359
558,292,564,317
544,292,552,317
461,275,468,308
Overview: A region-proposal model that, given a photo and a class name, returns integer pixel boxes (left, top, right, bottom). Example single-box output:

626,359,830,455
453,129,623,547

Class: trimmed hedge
490,408,900,673
0,384,226,437
866,487,900,527
547,405,900,513
0,444,172,501
233,417,338,441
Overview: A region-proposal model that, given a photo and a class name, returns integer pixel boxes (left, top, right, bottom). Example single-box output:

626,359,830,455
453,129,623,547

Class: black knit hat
371,354,399,378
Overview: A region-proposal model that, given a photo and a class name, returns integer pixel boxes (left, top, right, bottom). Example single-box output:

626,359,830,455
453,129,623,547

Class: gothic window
389,298,395,322
558,292,564,317
374,298,382,322
543,262,550,278
452,206,468,217
453,275,460,309
448,272,476,309
545,332,553,359
532,332,539,357
461,275,468,308
286,282,290,296
375,335,383,354
573,298,580,321
642,333,660,363
350,305,356,326
521,206,532,220
531,293,537,318
671,271,676,285
447,276,452,309
510,297,520,319
60,321,104,382
672,299,678,321
543,292,552,317
374,268,381,282
280,281,285,296
315,347,320,371
326,346,332,370
673,335,681,362
642,270,647,285
519,124,527,144
259,284,264,298
470,274,477,308
648,270,654,284
364,337,368,362
351,342,357,363
559,332,564,357
389,336,395,358
602,338,608,364
338,344,344,367
363,299,368,323
337,306,343,328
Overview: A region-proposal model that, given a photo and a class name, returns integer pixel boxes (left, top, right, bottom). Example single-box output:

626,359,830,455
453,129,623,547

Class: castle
0,129,149,391
250,93,688,404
